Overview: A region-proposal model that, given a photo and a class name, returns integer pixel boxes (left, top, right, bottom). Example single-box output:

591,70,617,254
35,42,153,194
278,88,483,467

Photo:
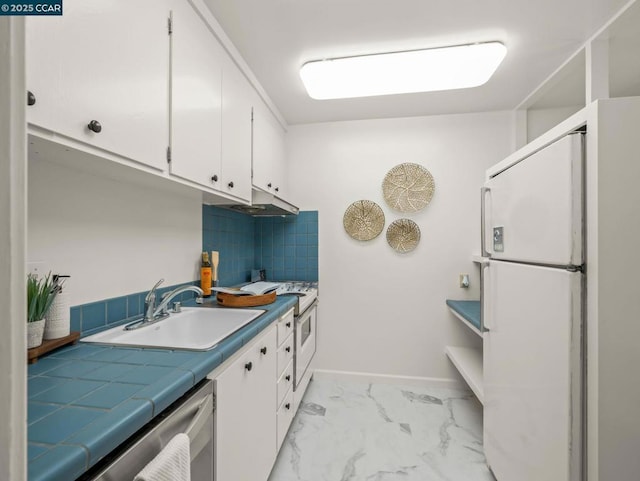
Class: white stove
275,281,318,316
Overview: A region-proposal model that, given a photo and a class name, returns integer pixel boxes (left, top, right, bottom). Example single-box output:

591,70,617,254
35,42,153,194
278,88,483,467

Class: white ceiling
203,0,629,125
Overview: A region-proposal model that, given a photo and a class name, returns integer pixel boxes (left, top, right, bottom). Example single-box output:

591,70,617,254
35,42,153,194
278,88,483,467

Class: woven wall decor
343,200,385,241
382,163,435,212
386,218,421,253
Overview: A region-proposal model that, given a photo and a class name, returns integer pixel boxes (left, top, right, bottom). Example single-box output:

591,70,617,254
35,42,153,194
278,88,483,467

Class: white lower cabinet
211,309,296,481
213,325,277,481
275,309,296,448
276,389,295,451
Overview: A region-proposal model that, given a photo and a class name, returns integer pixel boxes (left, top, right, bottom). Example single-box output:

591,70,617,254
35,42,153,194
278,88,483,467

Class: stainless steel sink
81,307,265,351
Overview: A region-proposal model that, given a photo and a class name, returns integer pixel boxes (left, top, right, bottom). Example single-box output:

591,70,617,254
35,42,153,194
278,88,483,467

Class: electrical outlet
459,273,470,288
27,261,51,277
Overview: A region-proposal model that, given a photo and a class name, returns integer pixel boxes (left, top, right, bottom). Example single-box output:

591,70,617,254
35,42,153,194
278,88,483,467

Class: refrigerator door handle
481,186,491,257
481,259,491,331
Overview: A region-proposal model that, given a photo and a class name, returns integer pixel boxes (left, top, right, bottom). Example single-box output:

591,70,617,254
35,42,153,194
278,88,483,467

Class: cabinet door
252,100,286,195
170,0,223,189
214,326,277,481
220,57,253,202
26,0,169,171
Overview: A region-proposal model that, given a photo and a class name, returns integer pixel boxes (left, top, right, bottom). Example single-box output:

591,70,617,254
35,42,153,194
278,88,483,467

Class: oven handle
297,299,319,319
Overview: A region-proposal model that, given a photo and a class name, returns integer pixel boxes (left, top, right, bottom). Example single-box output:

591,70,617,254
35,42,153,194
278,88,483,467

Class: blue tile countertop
446,299,481,331
27,296,298,481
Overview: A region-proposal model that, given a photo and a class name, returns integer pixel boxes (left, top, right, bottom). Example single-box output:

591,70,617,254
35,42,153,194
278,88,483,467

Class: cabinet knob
285,375,291,381
87,120,102,133
211,175,218,182
244,361,253,372
228,181,234,188
260,346,267,355
275,187,279,192
285,346,291,353
267,183,272,188
27,90,36,106
285,403,291,410
286,321,291,328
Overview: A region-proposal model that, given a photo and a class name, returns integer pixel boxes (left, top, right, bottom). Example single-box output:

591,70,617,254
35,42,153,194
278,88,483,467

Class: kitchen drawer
277,333,294,376
277,309,294,347
277,359,294,408
276,389,294,451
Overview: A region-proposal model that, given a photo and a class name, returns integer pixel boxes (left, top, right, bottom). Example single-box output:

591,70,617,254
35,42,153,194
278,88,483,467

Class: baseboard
312,369,464,390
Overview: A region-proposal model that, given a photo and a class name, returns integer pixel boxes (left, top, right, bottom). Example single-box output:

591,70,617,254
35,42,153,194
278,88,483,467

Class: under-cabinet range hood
217,189,299,216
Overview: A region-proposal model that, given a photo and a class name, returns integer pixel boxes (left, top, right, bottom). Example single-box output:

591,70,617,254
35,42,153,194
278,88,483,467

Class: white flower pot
27,319,46,349
44,291,70,340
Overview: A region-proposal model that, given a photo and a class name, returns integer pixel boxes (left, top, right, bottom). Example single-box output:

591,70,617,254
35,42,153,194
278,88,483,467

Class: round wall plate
382,163,435,212
343,200,385,241
386,218,421,253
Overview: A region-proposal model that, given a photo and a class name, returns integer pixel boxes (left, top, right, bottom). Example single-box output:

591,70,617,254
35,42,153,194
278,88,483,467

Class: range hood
219,189,299,216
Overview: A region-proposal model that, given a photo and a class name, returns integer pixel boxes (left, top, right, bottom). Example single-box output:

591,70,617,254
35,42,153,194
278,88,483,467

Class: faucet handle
145,278,164,302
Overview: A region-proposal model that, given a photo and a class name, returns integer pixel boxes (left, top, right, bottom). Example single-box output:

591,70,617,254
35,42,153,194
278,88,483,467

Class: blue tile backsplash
255,211,319,282
202,205,256,286
69,206,318,336
203,205,319,283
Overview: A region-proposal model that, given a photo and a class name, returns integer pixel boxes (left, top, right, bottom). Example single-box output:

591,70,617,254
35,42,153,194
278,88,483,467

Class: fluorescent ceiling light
300,42,507,100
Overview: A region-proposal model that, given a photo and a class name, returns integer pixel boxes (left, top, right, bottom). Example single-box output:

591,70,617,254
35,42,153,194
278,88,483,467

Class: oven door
294,303,317,390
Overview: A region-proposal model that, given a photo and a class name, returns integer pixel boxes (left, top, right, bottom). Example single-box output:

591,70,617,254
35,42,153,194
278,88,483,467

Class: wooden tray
216,291,276,307
28,331,80,364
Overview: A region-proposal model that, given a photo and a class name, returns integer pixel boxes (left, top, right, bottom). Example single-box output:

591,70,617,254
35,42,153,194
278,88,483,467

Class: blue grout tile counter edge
27,296,297,481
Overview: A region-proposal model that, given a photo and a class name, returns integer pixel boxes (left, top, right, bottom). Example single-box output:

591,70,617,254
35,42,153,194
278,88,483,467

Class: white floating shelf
445,346,484,404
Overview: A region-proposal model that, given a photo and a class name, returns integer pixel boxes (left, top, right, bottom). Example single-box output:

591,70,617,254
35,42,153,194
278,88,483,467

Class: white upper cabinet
220,55,253,202
169,0,223,190
26,0,170,171
252,99,287,197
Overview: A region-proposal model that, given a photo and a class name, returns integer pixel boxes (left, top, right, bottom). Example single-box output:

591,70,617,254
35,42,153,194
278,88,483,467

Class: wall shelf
446,299,482,337
445,346,484,404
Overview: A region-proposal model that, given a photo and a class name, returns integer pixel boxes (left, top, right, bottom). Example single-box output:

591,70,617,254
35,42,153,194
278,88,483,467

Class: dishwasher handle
186,393,214,462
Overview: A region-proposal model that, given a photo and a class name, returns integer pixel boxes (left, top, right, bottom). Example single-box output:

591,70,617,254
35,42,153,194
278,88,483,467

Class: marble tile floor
269,378,496,481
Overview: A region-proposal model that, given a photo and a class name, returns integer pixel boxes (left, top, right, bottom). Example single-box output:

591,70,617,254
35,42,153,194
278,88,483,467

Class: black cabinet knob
244,361,253,372
285,403,291,410
275,187,279,192
285,321,291,328
228,181,234,188
285,346,291,353
87,120,102,133
27,91,36,106
211,175,218,182
267,183,272,188
260,346,267,355
285,375,291,381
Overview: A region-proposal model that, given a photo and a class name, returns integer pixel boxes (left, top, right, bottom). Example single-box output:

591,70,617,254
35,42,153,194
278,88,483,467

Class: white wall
28,157,203,307
287,112,513,380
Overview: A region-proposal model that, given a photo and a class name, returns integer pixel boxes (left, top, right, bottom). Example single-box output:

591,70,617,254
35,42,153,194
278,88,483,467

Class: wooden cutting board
216,291,276,307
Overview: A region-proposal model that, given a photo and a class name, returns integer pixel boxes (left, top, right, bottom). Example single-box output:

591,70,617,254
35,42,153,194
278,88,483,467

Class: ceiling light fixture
299,42,507,100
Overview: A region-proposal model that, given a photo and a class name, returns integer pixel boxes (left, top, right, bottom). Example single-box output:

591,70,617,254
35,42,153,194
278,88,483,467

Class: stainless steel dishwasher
78,379,214,481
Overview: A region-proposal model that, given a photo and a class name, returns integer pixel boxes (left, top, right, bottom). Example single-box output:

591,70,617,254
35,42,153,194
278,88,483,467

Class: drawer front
277,359,294,408
277,333,294,376
277,389,295,451
277,309,294,346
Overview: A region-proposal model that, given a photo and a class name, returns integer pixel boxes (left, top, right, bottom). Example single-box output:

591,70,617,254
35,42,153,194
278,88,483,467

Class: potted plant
27,273,58,349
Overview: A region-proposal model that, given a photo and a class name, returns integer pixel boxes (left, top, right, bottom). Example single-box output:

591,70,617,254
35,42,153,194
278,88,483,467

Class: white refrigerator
481,133,584,481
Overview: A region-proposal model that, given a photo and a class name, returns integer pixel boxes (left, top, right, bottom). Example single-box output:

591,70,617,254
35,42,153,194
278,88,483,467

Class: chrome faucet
124,280,204,331
154,285,204,318
143,278,164,323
